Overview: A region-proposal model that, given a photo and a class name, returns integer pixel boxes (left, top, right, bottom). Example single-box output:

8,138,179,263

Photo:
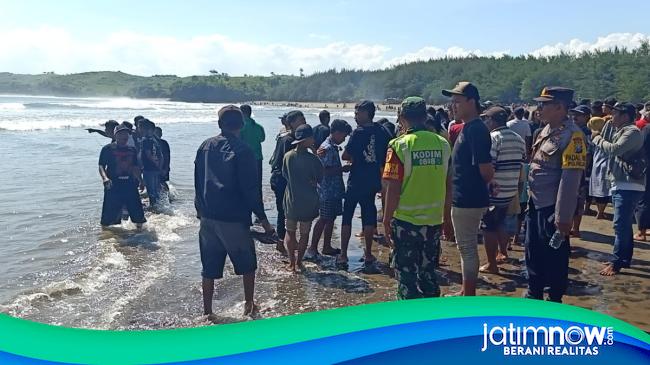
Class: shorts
505,214,519,236
319,199,343,220
285,219,313,236
481,205,509,232
342,190,377,227
100,178,146,226
199,218,257,279
593,196,611,204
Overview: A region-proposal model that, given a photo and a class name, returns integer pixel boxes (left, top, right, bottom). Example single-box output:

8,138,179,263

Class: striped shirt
490,126,526,207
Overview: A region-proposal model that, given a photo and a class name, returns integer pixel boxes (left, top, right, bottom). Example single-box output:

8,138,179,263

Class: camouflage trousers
390,219,441,300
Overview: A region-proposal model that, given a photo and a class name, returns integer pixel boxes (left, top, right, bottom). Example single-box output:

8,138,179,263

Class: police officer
382,97,453,299
527,87,586,302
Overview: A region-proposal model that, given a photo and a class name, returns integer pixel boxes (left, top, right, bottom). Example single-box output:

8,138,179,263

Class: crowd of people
94,81,650,318
91,116,171,228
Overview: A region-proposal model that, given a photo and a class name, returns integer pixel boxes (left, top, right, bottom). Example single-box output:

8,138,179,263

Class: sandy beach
0,95,647,333
349,207,650,331
250,100,402,112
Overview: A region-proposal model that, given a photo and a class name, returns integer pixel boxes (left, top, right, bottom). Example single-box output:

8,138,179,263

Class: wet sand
356,209,650,331
198,205,649,332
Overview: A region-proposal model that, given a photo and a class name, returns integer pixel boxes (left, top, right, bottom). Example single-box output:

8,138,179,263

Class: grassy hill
2,43,650,103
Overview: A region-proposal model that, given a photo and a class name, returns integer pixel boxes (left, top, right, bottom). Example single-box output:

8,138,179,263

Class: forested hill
2,43,650,104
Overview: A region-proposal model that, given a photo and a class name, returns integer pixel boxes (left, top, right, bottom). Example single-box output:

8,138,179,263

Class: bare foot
479,263,499,274
444,290,464,297
364,255,377,265
296,263,306,273
303,249,319,261
496,253,508,263
286,263,298,273
336,255,349,269
599,263,619,276
244,302,259,316
276,243,287,256
633,233,646,241
321,247,341,256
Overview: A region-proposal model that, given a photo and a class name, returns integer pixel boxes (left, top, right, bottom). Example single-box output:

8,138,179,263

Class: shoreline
249,100,401,112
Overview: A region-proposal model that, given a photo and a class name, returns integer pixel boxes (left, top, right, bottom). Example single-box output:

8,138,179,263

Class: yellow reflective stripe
398,202,443,211
397,140,412,178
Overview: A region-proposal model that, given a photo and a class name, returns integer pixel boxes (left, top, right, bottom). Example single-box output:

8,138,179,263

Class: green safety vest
390,129,451,226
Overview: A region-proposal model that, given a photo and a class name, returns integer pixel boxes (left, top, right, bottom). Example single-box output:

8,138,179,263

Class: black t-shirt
158,138,171,170
380,120,397,139
451,118,492,208
270,132,295,175
344,122,391,195
313,124,330,148
141,136,162,171
99,143,139,180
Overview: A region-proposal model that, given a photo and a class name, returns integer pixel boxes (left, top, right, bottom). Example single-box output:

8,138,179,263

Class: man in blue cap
527,86,586,302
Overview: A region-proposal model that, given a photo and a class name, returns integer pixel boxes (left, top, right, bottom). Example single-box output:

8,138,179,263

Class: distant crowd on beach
91,83,650,319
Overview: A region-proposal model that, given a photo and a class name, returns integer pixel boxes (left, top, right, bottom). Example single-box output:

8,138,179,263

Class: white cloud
383,46,510,67
530,32,650,57
0,28,647,76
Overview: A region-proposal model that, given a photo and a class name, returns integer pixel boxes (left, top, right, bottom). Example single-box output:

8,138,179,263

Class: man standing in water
98,123,146,229
139,119,163,207
383,97,452,299
313,110,331,148
282,123,324,272
338,100,391,267
87,120,119,141
154,127,171,192
194,105,275,317
240,105,266,210
307,119,352,259
527,86,585,302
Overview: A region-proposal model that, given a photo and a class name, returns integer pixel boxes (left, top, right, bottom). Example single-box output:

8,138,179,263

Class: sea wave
0,117,217,131
0,102,26,111
23,102,158,111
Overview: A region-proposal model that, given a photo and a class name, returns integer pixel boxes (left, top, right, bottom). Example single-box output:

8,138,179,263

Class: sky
1,0,649,76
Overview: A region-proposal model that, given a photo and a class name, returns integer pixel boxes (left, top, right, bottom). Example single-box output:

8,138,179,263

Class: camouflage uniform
390,219,441,299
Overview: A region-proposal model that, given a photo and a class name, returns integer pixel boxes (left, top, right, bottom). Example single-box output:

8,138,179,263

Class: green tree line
2,43,650,103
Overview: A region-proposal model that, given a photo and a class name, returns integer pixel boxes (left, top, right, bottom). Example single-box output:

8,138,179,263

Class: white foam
0,102,26,111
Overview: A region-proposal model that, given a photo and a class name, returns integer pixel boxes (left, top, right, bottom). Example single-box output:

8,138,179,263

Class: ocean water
0,95,397,329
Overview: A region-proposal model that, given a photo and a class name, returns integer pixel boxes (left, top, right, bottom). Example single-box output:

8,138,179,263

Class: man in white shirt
507,107,532,154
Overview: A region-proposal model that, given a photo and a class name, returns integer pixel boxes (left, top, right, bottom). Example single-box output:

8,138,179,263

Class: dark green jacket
240,117,265,160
